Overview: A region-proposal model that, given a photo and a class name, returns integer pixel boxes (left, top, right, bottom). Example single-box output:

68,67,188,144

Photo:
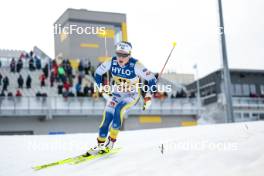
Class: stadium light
193,64,201,119
217,0,234,122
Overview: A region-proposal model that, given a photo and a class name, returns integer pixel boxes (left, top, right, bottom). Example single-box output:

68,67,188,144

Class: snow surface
0,121,264,176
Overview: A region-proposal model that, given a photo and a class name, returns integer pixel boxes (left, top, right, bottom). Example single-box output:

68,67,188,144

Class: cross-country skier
87,41,157,155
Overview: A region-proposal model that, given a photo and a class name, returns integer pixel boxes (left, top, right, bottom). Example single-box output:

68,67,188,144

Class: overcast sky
0,0,263,78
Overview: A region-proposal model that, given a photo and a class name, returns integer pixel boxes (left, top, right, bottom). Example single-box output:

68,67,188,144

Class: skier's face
116,52,130,66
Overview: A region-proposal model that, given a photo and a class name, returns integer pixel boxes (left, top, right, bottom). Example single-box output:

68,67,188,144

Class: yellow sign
80,43,99,48
139,116,162,124
181,121,197,126
97,56,111,63
97,29,115,38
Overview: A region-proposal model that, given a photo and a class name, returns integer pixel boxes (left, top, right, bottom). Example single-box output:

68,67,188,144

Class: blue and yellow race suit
94,56,157,142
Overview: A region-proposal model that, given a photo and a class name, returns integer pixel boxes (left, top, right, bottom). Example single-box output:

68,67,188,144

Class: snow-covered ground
0,121,264,176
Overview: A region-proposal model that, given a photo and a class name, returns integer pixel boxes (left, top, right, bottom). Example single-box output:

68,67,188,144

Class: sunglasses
116,52,130,58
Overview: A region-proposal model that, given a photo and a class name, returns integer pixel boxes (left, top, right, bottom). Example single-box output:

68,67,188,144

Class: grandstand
0,47,199,134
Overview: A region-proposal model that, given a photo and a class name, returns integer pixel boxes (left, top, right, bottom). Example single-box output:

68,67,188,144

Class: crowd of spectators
0,51,189,101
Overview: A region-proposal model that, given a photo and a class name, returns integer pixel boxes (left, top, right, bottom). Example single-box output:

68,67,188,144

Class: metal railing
232,97,264,108
0,97,198,117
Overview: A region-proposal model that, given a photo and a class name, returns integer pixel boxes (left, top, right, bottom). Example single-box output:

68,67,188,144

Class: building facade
186,69,264,123
54,8,127,67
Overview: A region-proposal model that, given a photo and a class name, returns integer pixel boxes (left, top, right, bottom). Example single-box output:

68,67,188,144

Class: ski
32,148,121,171
70,147,121,165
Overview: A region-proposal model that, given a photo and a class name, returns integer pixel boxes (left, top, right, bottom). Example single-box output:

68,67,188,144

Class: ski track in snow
0,121,264,176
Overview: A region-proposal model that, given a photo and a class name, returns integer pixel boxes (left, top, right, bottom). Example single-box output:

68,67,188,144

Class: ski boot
104,136,116,151
85,138,106,156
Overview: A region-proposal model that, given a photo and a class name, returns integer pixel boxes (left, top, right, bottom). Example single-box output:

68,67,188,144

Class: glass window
243,113,250,118
252,113,259,118
250,84,256,94
260,85,264,96
260,114,264,120
234,113,242,119
235,84,242,96
242,84,250,96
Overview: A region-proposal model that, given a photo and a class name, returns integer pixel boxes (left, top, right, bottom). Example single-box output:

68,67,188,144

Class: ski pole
157,42,177,80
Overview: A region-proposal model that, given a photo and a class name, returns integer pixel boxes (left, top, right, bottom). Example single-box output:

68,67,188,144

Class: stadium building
54,8,127,67
186,69,264,123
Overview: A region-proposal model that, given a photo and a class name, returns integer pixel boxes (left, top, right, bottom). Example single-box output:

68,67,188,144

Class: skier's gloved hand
143,92,152,110
101,85,112,101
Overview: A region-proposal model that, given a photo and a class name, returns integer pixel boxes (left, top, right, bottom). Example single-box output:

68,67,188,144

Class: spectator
43,63,49,78
7,92,13,101
36,91,42,97
83,83,93,97
42,92,48,97
84,60,91,75
17,74,24,88
65,62,73,76
35,56,41,70
29,51,34,58
50,71,55,87
7,92,13,97
57,83,63,94
63,81,71,92
78,60,84,72
87,61,91,72
90,66,95,78
16,58,23,73
0,73,2,86
68,91,75,97
52,60,58,80
25,53,29,59
2,76,9,92
39,73,46,87
77,73,84,84
29,57,35,71
0,91,5,97
83,84,89,96
26,75,32,89
58,65,65,82
19,52,25,60
62,91,69,98
75,82,82,96
10,58,16,73
15,89,22,97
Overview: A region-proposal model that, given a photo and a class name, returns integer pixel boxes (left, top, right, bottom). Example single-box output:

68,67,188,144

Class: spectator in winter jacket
63,81,71,92
2,76,9,91
58,66,65,82
16,58,23,73
50,71,55,87
29,57,35,71
35,56,42,70
39,73,46,87
75,82,82,96
0,73,2,86
15,89,22,97
78,60,84,73
17,74,24,88
43,63,49,78
57,83,63,94
0,91,5,97
10,58,16,73
26,75,32,89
